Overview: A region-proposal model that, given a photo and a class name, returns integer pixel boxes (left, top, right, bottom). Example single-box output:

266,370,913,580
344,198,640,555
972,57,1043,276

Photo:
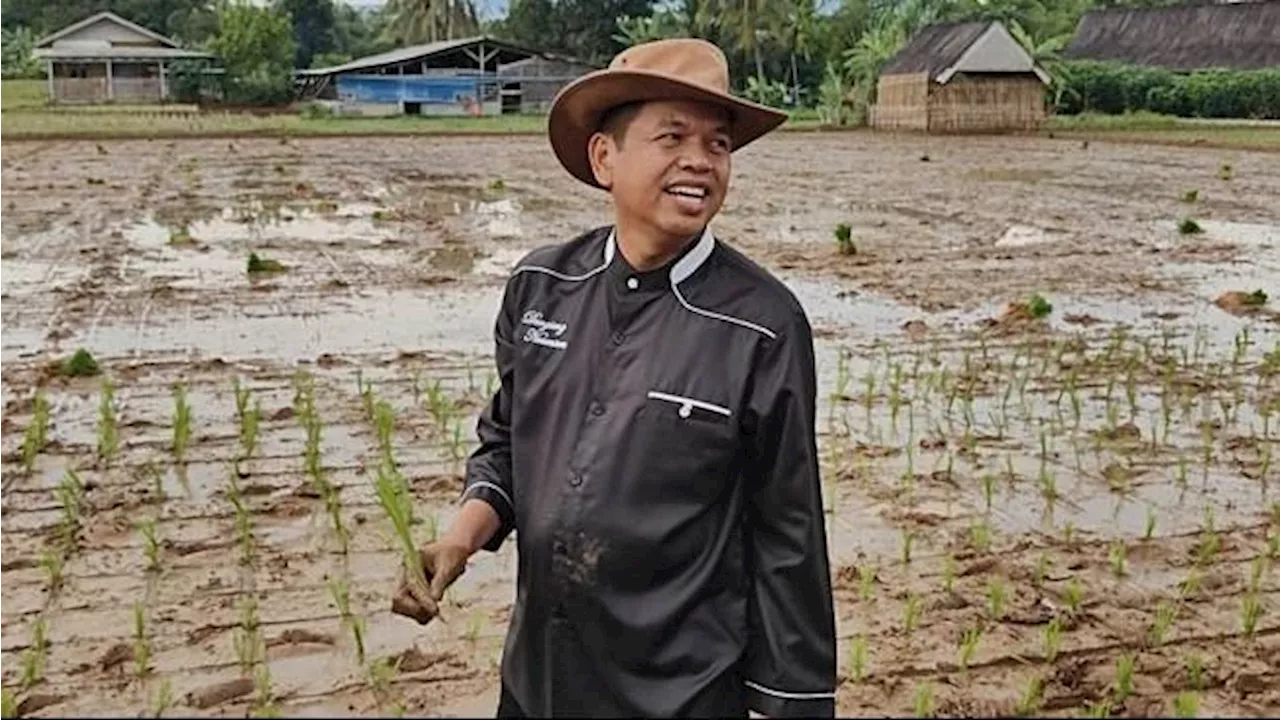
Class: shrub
1054,61,1280,119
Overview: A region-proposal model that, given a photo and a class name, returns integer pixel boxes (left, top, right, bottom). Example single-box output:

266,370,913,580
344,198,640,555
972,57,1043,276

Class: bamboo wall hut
1063,1,1280,71
871,21,1050,133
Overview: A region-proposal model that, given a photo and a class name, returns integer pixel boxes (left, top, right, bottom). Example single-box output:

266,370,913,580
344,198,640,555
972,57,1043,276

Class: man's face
588,99,732,243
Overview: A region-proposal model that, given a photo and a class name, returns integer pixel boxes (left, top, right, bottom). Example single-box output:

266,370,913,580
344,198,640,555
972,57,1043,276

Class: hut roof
1063,2,1280,71
882,20,1049,84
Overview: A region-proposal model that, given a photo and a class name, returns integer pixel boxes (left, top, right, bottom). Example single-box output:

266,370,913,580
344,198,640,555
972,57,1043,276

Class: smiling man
392,38,836,718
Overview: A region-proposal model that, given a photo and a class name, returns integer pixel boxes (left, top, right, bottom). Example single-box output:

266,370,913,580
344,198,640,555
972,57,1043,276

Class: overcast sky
344,0,509,20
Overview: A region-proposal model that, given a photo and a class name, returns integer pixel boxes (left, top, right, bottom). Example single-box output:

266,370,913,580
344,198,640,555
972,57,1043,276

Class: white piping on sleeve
744,680,836,700
461,481,514,514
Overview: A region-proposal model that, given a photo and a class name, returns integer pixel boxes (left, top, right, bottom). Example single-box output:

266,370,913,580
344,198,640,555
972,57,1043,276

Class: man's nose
678,143,714,172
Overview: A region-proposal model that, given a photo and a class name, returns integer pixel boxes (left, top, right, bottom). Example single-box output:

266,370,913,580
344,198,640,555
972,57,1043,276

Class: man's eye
711,138,731,152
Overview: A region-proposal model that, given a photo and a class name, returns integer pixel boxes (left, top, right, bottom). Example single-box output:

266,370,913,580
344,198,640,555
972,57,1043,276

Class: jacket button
568,472,583,487
589,401,605,416
611,331,625,345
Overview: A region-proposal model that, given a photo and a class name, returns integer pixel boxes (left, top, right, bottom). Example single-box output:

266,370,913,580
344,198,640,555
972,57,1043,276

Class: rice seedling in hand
373,462,423,593
171,383,192,463
97,377,119,464
21,390,50,473
1113,653,1136,702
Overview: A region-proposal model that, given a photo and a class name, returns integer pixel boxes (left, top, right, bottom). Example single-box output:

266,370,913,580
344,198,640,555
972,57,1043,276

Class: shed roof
299,36,591,76
882,20,1049,84
1063,2,1280,71
33,11,211,60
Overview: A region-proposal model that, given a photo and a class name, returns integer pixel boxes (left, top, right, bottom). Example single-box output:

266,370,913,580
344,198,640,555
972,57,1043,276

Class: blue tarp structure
335,74,495,105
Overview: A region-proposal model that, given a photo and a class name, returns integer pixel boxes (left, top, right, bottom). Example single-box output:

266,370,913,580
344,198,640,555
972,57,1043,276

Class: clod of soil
98,642,134,672
395,646,451,673
269,629,335,647
17,693,66,716
1214,290,1268,313
185,677,254,709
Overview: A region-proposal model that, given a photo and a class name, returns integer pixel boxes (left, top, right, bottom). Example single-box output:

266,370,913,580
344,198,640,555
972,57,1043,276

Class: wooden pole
45,61,55,105
105,59,114,101
159,61,167,101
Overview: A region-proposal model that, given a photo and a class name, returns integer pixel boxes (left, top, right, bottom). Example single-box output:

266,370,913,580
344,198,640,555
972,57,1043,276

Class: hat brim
548,69,789,188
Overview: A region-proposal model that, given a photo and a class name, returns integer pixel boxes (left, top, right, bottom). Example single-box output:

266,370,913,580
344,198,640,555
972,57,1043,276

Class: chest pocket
629,390,737,498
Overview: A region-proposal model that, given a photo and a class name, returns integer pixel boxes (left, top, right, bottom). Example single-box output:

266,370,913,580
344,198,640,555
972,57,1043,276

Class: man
392,38,836,718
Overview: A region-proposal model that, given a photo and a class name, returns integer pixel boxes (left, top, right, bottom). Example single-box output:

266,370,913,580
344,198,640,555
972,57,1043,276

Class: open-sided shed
297,37,596,116
871,21,1049,133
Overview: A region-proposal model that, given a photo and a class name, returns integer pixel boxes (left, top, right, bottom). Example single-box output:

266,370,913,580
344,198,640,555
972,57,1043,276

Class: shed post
105,58,114,101
159,61,167,101
45,61,55,105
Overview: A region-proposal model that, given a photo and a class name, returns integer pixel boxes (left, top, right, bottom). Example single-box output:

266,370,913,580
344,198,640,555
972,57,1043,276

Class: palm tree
841,15,906,121
781,0,818,105
384,0,478,45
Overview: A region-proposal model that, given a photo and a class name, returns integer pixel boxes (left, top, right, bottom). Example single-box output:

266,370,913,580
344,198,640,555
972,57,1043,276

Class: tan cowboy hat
548,38,789,188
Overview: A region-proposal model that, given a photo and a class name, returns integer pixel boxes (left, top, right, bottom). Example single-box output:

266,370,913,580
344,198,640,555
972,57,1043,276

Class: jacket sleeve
460,278,519,552
742,309,837,717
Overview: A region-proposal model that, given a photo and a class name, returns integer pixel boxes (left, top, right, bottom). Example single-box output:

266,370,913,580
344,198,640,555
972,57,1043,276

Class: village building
33,11,212,105
1064,1,1280,71
297,37,596,117
871,20,1049,133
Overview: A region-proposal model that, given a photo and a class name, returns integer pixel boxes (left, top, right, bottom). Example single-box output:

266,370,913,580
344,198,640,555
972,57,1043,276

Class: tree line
0,0,1231,113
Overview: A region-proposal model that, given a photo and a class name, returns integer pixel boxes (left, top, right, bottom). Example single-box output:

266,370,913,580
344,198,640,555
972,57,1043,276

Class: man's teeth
668,186,707,198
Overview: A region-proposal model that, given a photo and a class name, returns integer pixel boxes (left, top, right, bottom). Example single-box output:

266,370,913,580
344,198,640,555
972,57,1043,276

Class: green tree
497,0,653,65
206,1,296,104
275,0,336,69
1,26,43,78
382,0,479,45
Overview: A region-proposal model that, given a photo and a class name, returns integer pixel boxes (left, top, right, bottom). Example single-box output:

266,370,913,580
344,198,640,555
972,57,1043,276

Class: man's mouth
665,184,708,199
664,183,711,213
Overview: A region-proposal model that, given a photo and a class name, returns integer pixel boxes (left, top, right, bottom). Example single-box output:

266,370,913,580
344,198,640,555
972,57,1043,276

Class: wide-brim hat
548,38,789,188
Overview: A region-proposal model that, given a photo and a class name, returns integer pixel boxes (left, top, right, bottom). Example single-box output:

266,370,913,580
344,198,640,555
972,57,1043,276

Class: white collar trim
603,227,715,286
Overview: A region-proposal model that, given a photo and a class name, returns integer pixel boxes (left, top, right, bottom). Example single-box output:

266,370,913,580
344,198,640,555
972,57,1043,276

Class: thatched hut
1064,1,1280,71
871,21,1049,133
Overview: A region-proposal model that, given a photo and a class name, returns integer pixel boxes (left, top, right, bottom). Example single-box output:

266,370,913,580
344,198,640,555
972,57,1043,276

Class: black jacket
461,226,836,717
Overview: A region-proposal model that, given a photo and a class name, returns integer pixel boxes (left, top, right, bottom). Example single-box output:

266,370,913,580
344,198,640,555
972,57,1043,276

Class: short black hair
597,101,644,146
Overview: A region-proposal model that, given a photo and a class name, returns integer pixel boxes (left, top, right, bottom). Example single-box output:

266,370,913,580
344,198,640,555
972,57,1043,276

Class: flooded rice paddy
2,133,1278,717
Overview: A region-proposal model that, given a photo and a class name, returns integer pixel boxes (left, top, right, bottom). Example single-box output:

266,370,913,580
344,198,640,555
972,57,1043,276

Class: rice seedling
1144,507,1157,540
987,577,1008,620
1109,540,1128,578
981,473,996,511
1083,700,1111,718
1149,600,1176,647
328,576,366,664
366,655,401,710
21,389,50,473
1180,567,1202,599
373,462,424,596
374,399,398,471
942,554,956,594
969,518,993,554
20,617,48,689
97,377,119,464
833,223,856,256
1114,653,1136,702
227,471,255,565
1268,529,1279,560
1032,553,1051,589
133,602,152,676
1240,593,1262,636
913,681,934,718
1248,556,1267,594
1181,189,1199,203
1218,163,1232,181
1016,674,1045,717
1185,653,1204,691
137,517,162,572
1064,576,1084,615
2,688,16,719
171,383,192,463
55,469,86,546
150,678,174,718
903,593,922,634
858,565,876,602
847,633,867,682
325,486,350,553
240,398,261,461
900,528,915,564
957,625,982,670
1172,690,1199,719
1043,617,1063,663
40,547,64,594
465,610,485,643
251,664,280,718
233,596,263,672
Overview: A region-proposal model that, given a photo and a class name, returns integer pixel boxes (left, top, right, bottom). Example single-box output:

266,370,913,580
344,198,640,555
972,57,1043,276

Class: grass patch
1178,218,1205,235
59,348,101,377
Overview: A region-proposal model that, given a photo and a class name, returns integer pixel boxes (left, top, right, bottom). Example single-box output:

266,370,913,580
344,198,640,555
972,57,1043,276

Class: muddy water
3,135,1279,718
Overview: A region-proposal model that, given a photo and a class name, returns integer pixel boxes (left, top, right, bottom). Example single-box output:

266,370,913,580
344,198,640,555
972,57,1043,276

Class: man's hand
390,541,471,625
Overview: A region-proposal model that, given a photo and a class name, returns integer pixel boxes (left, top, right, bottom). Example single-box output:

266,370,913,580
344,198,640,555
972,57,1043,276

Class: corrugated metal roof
298,36,587,76
881,21,993,76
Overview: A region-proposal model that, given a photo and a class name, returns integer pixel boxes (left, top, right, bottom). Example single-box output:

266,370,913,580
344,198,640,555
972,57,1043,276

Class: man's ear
587,132,615,190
